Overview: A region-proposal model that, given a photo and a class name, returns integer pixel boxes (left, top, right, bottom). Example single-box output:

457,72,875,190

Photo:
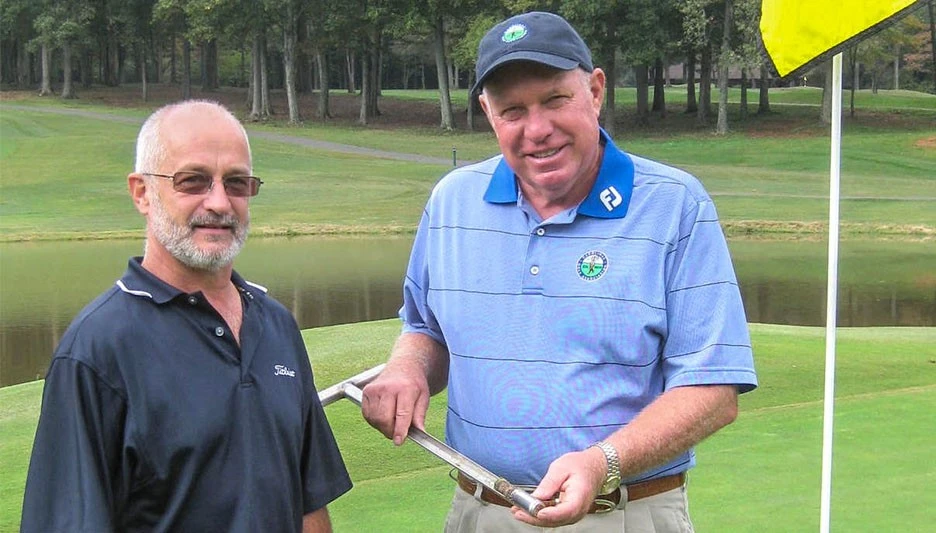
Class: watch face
600,474,621,495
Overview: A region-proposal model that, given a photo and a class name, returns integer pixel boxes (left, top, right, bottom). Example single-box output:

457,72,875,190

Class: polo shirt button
530,266,540,275
215,326,224,337
535,228,545,236
188,296,198,305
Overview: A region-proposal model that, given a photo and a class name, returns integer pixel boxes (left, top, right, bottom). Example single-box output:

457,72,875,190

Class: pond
1,236,933,387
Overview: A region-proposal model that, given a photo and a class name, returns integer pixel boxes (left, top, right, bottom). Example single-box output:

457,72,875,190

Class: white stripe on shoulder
244,280,268,293
115,280,154,299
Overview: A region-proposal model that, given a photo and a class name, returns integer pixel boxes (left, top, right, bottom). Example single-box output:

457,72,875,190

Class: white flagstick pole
819,52,843,533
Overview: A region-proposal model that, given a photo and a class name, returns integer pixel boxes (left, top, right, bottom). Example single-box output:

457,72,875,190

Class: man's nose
525,107,553,142
202,178,235,211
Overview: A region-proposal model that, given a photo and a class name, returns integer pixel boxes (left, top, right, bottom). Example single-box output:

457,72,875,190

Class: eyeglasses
144,171,264,197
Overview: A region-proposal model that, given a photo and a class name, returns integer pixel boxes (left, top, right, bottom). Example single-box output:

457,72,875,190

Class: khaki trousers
443,484,694,533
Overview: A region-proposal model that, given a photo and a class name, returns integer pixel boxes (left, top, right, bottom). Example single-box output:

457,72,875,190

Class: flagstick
820,52,843,533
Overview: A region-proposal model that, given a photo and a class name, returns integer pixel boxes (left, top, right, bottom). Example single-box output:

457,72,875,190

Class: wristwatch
591,440,621,494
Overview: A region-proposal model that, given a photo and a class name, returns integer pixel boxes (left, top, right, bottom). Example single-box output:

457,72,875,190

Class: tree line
2,0,934,134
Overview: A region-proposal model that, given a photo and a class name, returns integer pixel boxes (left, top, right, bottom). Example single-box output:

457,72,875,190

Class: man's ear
478,92,493,121
128,173,150,216
589,68,606,115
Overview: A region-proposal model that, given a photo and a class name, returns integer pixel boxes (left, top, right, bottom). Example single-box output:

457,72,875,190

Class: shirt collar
115,257,260,304
483,128,634,219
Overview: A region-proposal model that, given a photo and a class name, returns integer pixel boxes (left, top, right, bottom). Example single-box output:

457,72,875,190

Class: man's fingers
391,387,424,445
361,384,398,439
411,388,431,431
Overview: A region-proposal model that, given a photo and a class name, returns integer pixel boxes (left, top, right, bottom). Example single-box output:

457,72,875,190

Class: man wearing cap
362,11,757,532
21,100,351,532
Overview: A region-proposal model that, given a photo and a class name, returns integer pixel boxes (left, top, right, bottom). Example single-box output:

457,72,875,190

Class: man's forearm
605,384,738,478
302,507,332,533
388,332,450,395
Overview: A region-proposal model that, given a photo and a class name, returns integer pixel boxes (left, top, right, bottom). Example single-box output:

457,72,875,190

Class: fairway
1,89,934,241
1,90,934,530
1,322,933,531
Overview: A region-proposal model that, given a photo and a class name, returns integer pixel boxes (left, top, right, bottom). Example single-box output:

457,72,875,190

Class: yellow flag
760,0,923,77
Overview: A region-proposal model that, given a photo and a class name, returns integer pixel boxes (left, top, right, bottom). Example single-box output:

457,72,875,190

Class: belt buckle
592,495,617,514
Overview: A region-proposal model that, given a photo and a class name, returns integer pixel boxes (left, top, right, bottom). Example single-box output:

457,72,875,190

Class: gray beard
146,189,249,272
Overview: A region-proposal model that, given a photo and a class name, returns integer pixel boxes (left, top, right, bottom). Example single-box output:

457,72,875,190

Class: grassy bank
1,321,933,531
1,89,934,242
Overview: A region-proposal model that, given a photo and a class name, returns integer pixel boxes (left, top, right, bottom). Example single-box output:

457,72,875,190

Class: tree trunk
316,48,330,119
39,43,52,96
81,50,92,88
739,68,748,120
849,47,858,117
603,57,616,137
716,0,732,135
170,35,177,83
634,64,650,127
758,64,770,114
466,71,476,131
346,48,356,93
202,40,218,91
250,35,263,120
929,0,936,92
283,8,301,125
182,39,192,99
16,43,32,87
821,60,833,124
433,15,455,130
697,44,713,125
652,57,665,116
359,50,370,124
61,42,76,99
152,36,162,84
893,43,899,90
685,50,697,113
141,46,148,102
109,37,120,86
260,36,273,116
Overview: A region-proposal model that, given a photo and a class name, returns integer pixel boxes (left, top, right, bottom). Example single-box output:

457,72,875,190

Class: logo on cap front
577,251,608,281
502,24,528,43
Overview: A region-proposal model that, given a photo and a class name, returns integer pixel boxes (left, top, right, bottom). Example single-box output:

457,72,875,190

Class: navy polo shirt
22,258,351,533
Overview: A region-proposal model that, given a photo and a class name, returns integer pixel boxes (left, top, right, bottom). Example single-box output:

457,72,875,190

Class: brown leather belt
456,472,685,514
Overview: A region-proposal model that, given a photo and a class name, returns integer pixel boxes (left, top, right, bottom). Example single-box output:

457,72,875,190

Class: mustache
188,213,242,229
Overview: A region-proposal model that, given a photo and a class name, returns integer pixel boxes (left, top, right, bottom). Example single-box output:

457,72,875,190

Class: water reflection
1,237,933,387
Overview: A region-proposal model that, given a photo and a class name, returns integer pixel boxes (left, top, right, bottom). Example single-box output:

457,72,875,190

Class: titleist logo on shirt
274,365,296,377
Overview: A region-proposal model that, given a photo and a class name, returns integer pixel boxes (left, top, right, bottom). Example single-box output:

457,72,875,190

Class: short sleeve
21,357,127,533
399,208,445,344
662,200,757,393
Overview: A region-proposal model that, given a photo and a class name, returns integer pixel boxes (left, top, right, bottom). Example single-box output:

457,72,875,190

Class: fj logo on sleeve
577,251,608,281
274,365,296,377
600,186,622,211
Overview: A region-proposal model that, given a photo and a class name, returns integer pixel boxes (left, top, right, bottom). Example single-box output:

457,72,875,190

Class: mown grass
1,93,934,242
1,321,933,531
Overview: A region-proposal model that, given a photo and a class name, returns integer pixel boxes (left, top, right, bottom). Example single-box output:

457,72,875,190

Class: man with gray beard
21,100,351,533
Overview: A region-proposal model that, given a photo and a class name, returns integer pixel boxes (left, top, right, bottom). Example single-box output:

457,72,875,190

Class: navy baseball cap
472,11,593,95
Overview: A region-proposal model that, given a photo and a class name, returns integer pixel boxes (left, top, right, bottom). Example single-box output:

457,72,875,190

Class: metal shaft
338,381,545,517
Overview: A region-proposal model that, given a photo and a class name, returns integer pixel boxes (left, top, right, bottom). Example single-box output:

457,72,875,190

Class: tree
33,0,93,99
1,0,40,88
282,0,302,124
451,13,498,131
680,0,721,126
715,0,732,135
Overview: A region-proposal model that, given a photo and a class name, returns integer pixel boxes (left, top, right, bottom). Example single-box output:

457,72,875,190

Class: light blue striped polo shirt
400,130,757,485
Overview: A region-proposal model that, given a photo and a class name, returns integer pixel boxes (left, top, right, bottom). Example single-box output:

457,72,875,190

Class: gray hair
134,100,252,174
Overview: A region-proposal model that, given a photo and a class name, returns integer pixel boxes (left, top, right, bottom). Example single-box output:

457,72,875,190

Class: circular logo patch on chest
577,251,608,281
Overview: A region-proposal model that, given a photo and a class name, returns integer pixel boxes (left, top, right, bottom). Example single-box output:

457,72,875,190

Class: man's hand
361,364,431,446
510,446,607,527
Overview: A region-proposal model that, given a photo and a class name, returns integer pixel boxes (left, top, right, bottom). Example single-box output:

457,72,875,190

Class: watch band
591,440,621,494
